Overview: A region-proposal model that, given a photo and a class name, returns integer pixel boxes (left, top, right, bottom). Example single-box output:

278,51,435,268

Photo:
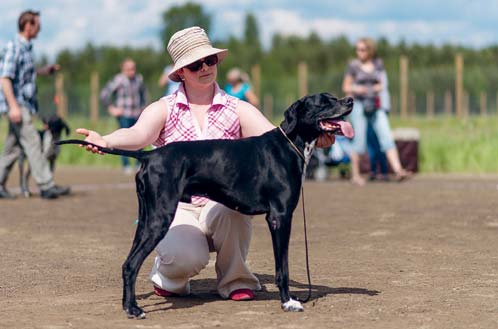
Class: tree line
35,2,498,118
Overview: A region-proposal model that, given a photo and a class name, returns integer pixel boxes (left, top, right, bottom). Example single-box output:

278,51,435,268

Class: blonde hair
226,68,250,84
121,58,135,67
357,38,377,59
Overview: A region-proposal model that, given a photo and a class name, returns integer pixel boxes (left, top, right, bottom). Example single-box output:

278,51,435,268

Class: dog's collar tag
303,141,316,163
302,140,316,183
278,127,316,183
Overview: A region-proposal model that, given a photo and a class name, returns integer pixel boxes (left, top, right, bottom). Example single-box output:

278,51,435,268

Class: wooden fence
53,53,495,121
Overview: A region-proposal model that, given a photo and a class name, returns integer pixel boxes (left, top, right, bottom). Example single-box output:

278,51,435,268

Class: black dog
19,114,70,197
57,93,354,319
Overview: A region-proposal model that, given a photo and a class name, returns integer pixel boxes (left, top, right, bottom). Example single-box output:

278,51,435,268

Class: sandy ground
1,167,498,329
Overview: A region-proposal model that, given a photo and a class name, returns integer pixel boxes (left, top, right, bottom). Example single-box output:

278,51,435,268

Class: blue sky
0,0,496,59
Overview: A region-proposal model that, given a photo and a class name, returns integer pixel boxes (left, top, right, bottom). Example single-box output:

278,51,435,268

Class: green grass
1,114,498,173
391,115,498,173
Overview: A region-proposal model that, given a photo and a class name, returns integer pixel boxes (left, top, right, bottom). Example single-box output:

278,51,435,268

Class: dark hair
18,10,40,32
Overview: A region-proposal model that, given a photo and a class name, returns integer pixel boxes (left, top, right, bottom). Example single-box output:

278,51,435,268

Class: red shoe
229,288,254,301
154,286,177,297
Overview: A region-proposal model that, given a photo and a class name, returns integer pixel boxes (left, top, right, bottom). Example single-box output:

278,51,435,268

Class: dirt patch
1,167,498,328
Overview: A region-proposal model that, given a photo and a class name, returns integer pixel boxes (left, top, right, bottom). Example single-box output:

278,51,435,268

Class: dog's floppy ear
280,98,303,133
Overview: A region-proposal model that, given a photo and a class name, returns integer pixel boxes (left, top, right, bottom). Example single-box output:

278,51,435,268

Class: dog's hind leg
122,207,177,318
122,177,181,319
266,211,304,312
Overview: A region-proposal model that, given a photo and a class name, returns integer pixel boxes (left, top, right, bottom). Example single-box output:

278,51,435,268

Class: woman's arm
342,74,354,96
343,74,372,96
238,100,275,138
244,89,259,108
76,100,168,153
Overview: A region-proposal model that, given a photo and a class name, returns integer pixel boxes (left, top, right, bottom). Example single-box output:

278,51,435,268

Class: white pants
149,201,261,298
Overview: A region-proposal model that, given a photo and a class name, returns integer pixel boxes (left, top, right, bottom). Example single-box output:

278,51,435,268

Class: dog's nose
344,97,354,106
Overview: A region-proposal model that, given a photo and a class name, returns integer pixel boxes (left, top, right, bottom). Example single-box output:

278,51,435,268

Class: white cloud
2,0,498,60
255,9,368,47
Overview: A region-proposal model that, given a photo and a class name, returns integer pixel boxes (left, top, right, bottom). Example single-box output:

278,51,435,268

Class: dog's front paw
281,298,304,312
124,305,146,319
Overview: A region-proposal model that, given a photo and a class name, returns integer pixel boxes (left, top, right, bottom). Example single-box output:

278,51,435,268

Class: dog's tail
56,139,148,160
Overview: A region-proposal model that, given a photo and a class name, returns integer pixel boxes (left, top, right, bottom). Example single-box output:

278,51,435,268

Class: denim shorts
348,101,395,154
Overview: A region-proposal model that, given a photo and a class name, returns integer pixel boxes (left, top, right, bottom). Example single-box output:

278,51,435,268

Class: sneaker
54,185,71,196
153,286,177,297
40,185,71,199
229,289,254,301
0,186,16,199
153,282,190,297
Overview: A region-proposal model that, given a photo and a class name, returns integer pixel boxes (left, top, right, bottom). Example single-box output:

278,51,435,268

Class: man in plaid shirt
100,58,146,174
0,10,70,199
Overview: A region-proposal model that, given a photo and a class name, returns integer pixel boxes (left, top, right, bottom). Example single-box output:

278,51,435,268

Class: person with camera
342,37,411,186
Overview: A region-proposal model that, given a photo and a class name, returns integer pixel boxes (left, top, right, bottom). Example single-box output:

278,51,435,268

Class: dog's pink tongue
338,121,354,138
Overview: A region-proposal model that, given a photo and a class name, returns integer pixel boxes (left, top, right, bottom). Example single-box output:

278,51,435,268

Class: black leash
297,185,312,303
278,126,313,303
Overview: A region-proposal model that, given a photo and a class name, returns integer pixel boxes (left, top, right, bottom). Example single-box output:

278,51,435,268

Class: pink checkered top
153,83,240,205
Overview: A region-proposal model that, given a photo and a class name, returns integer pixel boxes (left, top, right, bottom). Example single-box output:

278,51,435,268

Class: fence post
455,53,464,118
263,94,273,121
391,95,398,116
444,90,452,116
90,71,99,127
462,90,469,118
496,91,498,115
298,62,308,98
409,91,416,116
55,73,68,119
251,64,261,106
480,91,487,116
399,55,408,119
426,90,434,118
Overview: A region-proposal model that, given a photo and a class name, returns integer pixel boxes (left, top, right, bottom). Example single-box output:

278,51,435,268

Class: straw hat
167,26,228,82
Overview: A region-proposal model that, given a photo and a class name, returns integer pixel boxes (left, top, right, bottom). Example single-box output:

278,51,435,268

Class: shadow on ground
139,273,380,313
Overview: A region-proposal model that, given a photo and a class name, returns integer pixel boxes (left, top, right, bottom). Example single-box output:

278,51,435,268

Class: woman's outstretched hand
316,132,336,148
76,128,108,155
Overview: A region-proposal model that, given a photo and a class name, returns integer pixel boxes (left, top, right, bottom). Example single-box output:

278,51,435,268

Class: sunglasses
185,54,219,72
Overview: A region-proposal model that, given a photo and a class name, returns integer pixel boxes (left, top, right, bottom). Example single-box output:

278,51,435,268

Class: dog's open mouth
320,119,354,138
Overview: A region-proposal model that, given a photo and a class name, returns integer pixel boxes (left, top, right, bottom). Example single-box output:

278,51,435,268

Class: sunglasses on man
185,54,219,72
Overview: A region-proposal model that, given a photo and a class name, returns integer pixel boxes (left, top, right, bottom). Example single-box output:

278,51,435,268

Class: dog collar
278,126,305,161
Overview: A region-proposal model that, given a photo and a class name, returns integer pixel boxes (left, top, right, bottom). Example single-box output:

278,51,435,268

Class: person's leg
372,111,411,179
368,119,389,179
366,120,378,179
15,107,54,190
0,122,23,186
116,116,130,169
378,150,389,178
124,117,140,169
200,201,261,299
149,203,210,295
348,101,368,185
